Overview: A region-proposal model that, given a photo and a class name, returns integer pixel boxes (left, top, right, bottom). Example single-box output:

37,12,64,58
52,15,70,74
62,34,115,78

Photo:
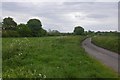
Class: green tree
74,26,84,35
2,17,17,30
27,19,42,36
38,28,47,37
17,24,32,37
27,19,42,31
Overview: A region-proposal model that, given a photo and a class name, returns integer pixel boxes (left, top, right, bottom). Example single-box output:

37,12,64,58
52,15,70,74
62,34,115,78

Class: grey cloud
3,2,25,12
2,2,118,32
87,14,109,19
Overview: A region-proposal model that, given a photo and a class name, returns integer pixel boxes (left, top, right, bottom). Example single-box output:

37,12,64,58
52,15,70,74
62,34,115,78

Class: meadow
2,36,118,78
92,36,119,54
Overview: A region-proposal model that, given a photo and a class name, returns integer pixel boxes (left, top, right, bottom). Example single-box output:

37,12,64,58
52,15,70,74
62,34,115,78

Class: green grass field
3,36,118,78
92,36,119,54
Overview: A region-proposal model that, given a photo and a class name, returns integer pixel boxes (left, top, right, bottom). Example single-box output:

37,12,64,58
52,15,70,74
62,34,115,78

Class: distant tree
48,29,52,33
17,24,32,37
74,26,84,35
48,29,61,36
52,30,60,34
96,31,102,35
2,17,17,30
27,19,43,36
87,30,95,35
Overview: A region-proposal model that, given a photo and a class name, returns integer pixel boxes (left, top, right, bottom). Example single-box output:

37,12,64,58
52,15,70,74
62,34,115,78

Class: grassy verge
92,36,119,54
3,36,118,78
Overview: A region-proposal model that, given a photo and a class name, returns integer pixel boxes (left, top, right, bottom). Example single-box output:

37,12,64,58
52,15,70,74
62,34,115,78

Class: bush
2,30,19,37
17,24,32,37
38,28,47,37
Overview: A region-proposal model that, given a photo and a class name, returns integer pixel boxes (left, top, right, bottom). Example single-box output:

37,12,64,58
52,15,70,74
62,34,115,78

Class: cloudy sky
1,1,118,32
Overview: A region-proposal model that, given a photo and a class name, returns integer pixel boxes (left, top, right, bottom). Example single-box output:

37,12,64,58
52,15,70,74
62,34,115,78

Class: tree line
2,17,47,37
2,17,118,37
2,17,85,37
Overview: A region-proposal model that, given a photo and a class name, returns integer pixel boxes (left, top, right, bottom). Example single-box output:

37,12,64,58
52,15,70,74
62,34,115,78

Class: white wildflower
10,44,13,47
57,67,59,69
39,74,42,76
24,37,29,41
43,75,46,78
34,70,36,72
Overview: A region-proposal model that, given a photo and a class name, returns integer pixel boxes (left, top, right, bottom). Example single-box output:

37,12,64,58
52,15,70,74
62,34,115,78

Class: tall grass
3,36,118,78
92,36,119,54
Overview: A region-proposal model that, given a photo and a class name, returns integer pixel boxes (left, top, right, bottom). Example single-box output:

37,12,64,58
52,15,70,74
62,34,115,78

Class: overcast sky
1,1,118,32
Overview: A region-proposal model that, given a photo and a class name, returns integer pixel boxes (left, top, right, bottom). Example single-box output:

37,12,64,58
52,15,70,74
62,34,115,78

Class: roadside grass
92,36,119,54
3,36,118,78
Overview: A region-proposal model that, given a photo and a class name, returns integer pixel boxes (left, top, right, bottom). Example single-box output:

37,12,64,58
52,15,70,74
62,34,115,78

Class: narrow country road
82,38,119,73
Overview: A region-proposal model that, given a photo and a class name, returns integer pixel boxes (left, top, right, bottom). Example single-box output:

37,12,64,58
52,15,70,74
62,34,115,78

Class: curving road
82,38,119,73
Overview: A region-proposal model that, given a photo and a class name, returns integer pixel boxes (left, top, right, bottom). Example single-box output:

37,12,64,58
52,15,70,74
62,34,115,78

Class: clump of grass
92,36,119,54
3,36,118,78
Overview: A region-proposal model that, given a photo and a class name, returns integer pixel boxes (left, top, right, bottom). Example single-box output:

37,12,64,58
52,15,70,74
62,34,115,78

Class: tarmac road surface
82,38,119,73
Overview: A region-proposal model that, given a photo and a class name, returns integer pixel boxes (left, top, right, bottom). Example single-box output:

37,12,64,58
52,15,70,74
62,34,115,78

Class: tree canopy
26,19,46,37
2,17,47,37
17,24,32,37
27,19,42,31
2,17,90,37
2,17,17,30
74,26,84,35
